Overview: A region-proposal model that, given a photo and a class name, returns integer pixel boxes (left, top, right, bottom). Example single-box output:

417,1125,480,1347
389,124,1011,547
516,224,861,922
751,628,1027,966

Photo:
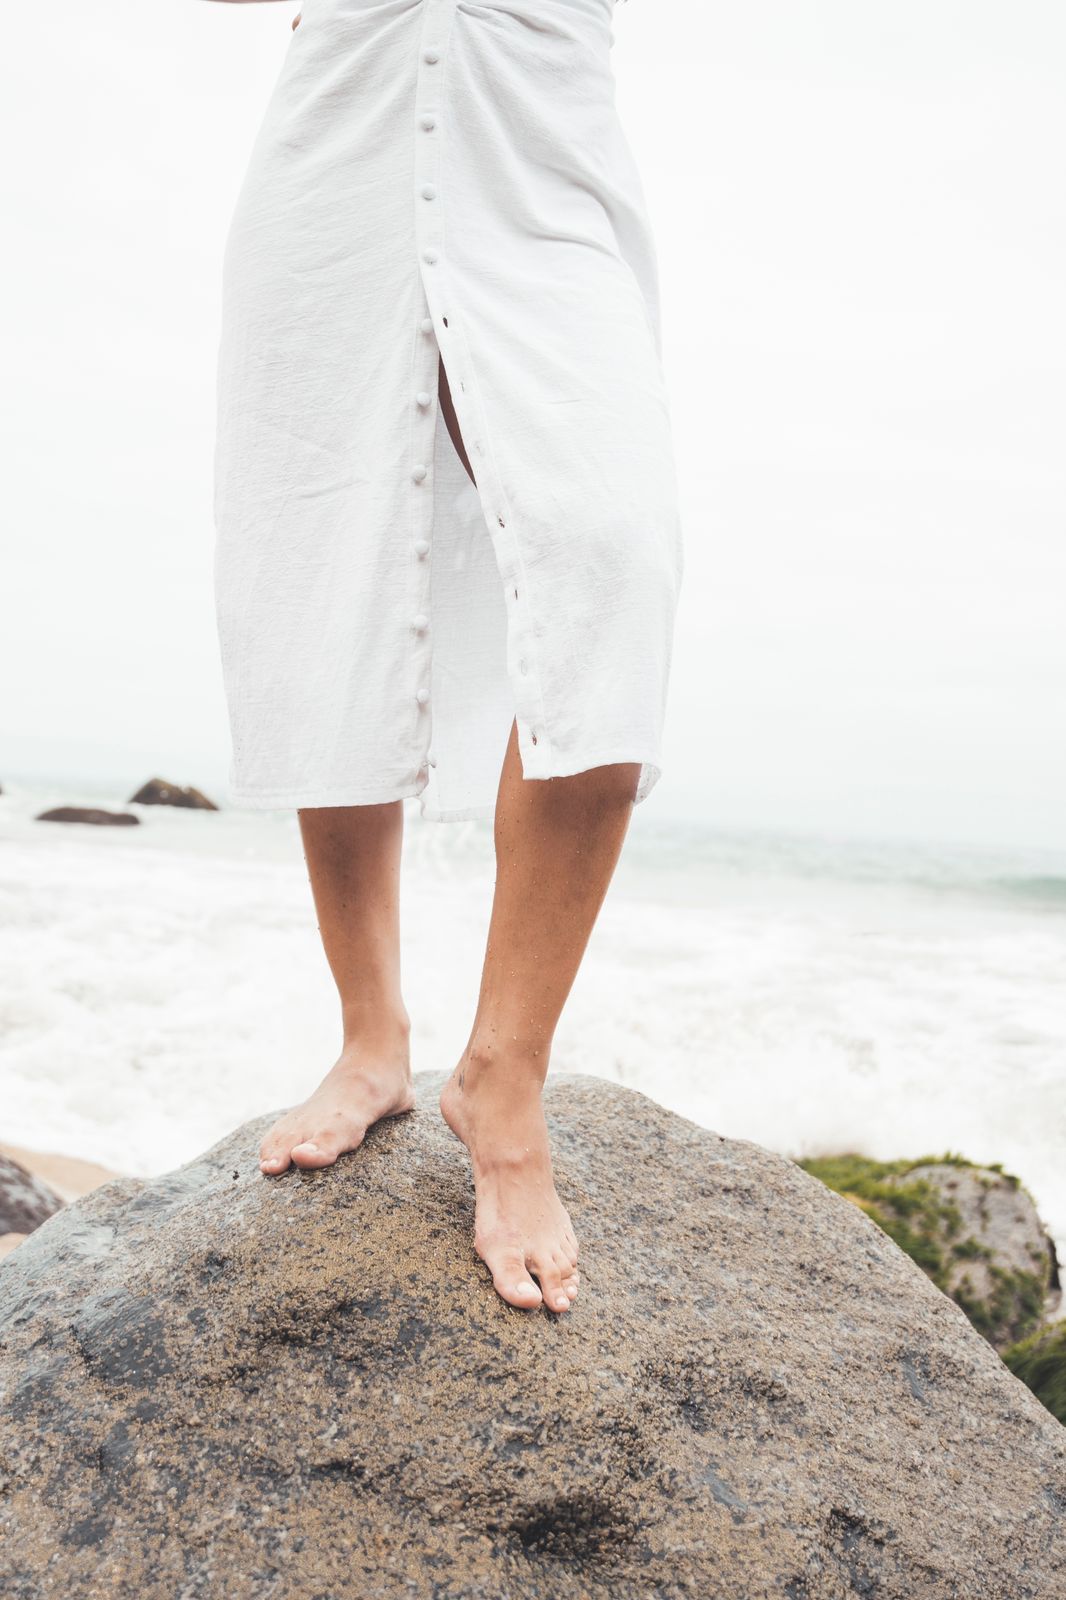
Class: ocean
2,779,1064,1261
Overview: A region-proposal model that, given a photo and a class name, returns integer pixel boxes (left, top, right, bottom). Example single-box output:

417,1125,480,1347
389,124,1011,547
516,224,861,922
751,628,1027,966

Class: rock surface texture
1,1075,1063,1600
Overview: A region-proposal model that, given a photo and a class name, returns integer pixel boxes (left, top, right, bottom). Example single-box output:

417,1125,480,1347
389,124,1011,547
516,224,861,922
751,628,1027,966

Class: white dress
213,0,683,822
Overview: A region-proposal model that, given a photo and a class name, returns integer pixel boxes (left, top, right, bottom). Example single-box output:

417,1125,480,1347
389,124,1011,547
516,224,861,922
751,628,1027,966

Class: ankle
340,1002,411,1054
457,1039,549,1097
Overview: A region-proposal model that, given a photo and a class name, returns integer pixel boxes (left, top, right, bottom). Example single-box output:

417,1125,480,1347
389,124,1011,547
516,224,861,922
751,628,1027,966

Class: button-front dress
213,0,683,821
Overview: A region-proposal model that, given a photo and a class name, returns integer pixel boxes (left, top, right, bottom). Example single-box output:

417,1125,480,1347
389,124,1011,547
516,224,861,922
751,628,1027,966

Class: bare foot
259,1023,414,1174
440,1058,579,1313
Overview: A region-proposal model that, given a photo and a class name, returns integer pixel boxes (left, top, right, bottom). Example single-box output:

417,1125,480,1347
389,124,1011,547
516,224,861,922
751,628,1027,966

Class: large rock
128,777,218,810
0,1076,1063,1599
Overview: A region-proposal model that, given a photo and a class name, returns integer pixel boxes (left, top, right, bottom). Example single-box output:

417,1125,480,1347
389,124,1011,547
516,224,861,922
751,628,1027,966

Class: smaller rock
0,1154,64,1235
0,1143,123,1206
799,1154,1058,1351
129,777,218,810
893,1162,1059,1349
36,806,140,827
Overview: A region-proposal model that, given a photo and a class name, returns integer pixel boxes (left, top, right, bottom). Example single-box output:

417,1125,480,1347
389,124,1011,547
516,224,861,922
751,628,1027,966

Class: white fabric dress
213,0,683,821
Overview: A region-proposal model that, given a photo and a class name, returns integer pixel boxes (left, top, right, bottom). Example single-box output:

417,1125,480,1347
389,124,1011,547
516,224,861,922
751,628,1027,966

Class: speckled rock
0,1075,1063,1600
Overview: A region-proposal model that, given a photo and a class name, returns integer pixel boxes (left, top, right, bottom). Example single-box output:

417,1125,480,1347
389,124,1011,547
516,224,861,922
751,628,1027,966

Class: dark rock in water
0,1076,1063,1600
0,1154,64,1235
35,806,140,827
128,777,218,810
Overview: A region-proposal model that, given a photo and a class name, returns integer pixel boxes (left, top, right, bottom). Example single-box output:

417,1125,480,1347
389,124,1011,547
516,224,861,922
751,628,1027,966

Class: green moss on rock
797,1154,964,1295
798,1153,1054,1353
1003,1321,1066,1424
953,1263,1048,1344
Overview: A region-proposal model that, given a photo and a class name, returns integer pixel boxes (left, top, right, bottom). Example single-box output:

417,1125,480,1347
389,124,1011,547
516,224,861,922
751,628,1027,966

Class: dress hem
225,780,428,811
225,749,661,816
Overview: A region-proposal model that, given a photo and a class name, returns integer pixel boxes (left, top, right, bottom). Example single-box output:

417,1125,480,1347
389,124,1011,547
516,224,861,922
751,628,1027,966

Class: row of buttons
410,42,443,736
411,21,545,761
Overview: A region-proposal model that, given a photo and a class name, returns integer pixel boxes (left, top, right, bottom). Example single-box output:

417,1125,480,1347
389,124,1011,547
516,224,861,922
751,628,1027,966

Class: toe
480,1243,543,1310
289,1130,352,1168
259,1135,293,1175
534,1257,571,1315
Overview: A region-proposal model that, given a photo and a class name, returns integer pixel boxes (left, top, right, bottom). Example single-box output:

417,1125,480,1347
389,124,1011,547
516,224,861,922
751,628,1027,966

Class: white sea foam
2,781,1064,1263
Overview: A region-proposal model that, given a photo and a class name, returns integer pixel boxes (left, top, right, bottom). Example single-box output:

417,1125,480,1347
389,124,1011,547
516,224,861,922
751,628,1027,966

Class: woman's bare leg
441,723,640,1312
438,353,476,485
259,802,414,1174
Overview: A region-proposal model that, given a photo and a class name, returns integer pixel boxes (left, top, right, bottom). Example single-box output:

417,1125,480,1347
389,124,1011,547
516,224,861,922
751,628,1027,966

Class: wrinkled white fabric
213,0,683,820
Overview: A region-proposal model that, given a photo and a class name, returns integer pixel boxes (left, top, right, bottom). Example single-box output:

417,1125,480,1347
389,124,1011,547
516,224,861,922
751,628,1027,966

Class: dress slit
437,355,477,489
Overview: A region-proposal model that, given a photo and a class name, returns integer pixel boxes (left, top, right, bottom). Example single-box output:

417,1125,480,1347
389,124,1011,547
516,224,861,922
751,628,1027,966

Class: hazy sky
2,0,1064,848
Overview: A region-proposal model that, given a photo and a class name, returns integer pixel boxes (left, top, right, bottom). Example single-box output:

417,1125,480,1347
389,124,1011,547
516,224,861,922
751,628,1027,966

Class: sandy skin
439,1059,579,1313
258,719,639,1314
258,1035,415,1172
257,1050,578,1314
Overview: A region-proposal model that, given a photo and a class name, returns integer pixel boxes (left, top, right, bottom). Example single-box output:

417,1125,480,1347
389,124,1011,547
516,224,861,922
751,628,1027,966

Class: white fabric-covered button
416,391,431,407
423,47,440,63
411,464,428,482
416,687,430,705
420,317,434,333
422,249,438,265
420,114,436,130
414,539,430,557
420,184,437,201
412,613,429,632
